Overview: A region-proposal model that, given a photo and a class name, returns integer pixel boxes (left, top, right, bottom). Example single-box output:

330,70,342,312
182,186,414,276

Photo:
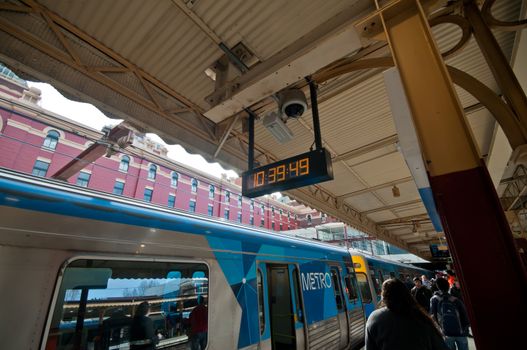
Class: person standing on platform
189,295,208,350
449,279,463,302
430,278,470,350
411,277,433,312
421,274,432,289
365,278,448,350
129,301,158,350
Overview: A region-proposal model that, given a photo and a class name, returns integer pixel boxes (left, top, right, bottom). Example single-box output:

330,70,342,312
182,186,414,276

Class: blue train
0,168,430,350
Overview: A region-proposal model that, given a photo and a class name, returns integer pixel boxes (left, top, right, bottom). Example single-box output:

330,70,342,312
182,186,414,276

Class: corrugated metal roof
1,0,522,259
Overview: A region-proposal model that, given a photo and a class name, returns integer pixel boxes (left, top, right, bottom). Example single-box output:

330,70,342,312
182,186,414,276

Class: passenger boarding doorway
263,263,306,350
330,267,350,349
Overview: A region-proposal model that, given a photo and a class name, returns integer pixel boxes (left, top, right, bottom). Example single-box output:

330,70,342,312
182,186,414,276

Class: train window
369,270,382,295
330,268,344,310
257,269,265,335
344,275,359,303
356,273,373,304
45,259,209,350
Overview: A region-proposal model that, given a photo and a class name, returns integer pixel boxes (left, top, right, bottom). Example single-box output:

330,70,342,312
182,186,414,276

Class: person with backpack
430,278,470,350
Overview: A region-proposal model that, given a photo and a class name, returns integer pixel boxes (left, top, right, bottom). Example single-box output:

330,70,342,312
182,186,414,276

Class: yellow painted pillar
376,1,527,349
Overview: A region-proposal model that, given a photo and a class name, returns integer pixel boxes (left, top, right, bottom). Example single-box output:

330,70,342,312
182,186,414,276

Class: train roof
351,251,430,272
0,168,350,260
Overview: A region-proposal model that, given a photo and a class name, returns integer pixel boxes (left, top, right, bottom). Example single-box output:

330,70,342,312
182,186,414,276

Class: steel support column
379,1,527,349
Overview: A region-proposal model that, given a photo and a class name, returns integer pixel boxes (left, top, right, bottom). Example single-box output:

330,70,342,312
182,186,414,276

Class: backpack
437,294,463,336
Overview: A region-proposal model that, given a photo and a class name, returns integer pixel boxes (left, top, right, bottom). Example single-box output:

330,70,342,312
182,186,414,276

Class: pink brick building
0,66,335,231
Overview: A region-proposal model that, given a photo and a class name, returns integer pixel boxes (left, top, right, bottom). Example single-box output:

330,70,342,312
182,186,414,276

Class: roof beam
204,3,371,123
378,213,431,225
286,186,421,256
333,134,399,162
338,176,413,199
362,199,422,215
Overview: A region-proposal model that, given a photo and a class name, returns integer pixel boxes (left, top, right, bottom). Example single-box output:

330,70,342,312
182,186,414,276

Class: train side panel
0,170,367,350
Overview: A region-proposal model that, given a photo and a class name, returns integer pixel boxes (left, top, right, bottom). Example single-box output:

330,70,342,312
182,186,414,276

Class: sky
28,82,239,179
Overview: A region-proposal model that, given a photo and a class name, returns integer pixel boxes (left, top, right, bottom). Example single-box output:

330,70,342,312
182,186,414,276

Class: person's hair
413,277,421,283
436,277,450,293
381,278,442,335
135,301,150,317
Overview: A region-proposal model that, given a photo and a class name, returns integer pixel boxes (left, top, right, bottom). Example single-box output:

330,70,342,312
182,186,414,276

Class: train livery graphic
0,169,430,350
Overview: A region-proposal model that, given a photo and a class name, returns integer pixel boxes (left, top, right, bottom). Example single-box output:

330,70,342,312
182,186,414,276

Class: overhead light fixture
392,185,400,197
204,67,217,81
263,111,294,143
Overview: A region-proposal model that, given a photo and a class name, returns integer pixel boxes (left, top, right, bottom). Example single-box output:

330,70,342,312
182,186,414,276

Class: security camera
279,89,307,118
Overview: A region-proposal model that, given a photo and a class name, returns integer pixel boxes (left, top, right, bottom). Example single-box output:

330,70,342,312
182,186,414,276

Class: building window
321,213,327,223
271,207,275,215
113,180,125,195
76,171,91,187
237,212,242,223
279,209,283,216
189,200,196,213
225,191,230,203
144,188,153,202
209,185,215,199
119,156,130,172
44,258,209,350
168,194,176,207
191,178,198,193
42,130,60,150
171,172,179,187
250,216,254,225
148,164,157,180
208,204,213,216
280,223,283,231
272,222,275,230
32,160,50,177
307,214,312,225
224,209,229,220
261,204,265,214
260,217,265,227
250,199,254,212
238,195,242,207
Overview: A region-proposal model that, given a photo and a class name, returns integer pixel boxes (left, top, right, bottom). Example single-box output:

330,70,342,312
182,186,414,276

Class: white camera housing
280,89,308,118
262,111,294,144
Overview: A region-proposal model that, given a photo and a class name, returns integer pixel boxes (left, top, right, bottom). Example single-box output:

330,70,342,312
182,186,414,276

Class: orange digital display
253,158,309,188
242,148,333,198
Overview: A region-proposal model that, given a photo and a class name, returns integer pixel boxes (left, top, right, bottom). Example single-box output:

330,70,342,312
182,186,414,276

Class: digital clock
242,148,333,198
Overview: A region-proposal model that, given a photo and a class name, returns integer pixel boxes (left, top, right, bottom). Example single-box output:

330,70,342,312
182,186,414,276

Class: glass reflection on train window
45,259,209,350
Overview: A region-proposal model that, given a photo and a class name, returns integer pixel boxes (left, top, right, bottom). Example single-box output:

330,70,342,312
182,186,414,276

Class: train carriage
0,168,432,350
0,168,368,350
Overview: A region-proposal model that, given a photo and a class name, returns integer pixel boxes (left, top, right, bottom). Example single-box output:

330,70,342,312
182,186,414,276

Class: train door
257,264,272,350
289,264,307,350
356,272,375,318
260,263,305,350
343,266,366,349
330,266,349,349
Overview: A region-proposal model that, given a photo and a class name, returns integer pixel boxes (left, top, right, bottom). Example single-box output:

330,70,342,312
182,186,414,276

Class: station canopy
0,0,523,259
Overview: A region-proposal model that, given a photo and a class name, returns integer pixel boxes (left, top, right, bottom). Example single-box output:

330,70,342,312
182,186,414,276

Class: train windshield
355,273,373,304
44,259,209,350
